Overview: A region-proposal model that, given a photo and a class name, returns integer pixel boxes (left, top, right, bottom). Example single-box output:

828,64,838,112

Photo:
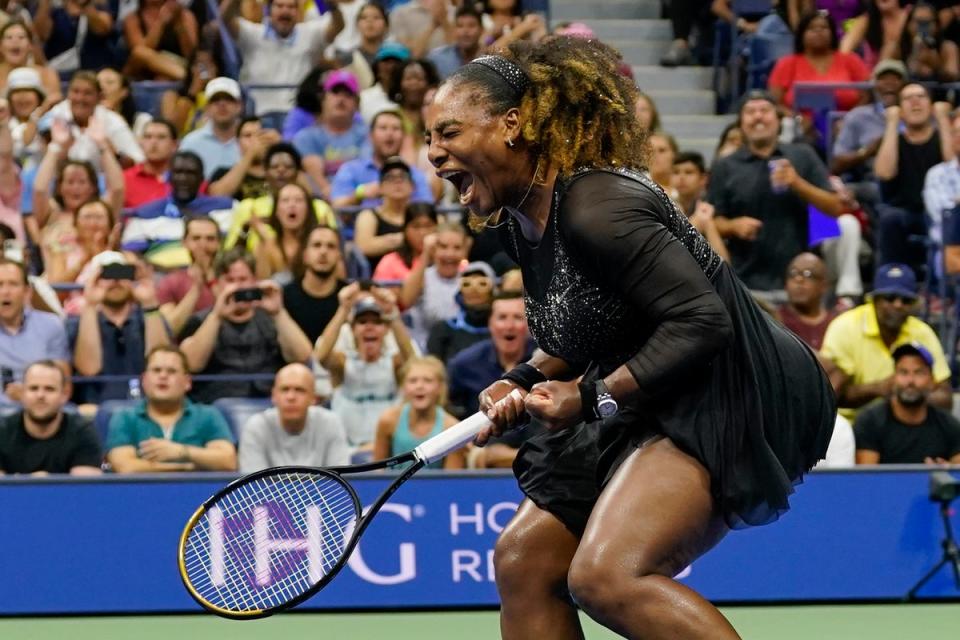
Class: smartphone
100,263,136,281
232,287,263,303
358,279,374,291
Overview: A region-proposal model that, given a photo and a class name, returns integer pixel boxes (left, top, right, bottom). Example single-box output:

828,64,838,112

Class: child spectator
372,202,437,282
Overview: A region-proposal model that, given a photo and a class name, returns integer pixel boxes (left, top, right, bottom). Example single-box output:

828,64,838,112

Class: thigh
574,437,728,578
497,498,581,572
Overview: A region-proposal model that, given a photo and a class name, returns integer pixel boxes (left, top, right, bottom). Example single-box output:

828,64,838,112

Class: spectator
925,112,960,274
280,64,333,141
659,0,713,67
5,67,48,167
160,48,222,136
293,70,368,198
179,248,314,403
96,68,152,138
874,83,953,268
343,3,389,90
670,150,730,262
35,0,117,73
840,0,909,67
396,59,440,165
315,284,415,449
283,225,345,344
0,259,70,405
634,91,661,133
713,122,742,161
373,202,437,282
157,216,220,336
831,59,907,181
391,0,454,59
178,77,242,180
221,0,343,115
400,220,468,345
122,119,178,208
359,42,409,124
121,151,234,270
900,3,959,85
647,132,677,192
821,263,952,421
854,343,960,464
106,345,237,473
41,71,144,168
707,90,851,299
427,6,483,80
70,252,171,403
324,0,363,61
353,154,414,271
247,182,318,282
711,0,794,73
777,252,836,351
0,102,23,244
0,21,61,108
426,260,493,364
207,116,280,200
238,362,349,472
42,198,118,293
331,109,433,208
768,11,870,114
122,0,199,81
0,360,101,475
446,292,534,467
224,142,338,250
484,0,546,50
373,355,464,468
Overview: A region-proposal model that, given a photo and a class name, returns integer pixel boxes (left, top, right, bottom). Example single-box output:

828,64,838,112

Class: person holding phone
179,248,313,403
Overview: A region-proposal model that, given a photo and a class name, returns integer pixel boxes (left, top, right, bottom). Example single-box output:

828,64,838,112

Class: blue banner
0,469,957,615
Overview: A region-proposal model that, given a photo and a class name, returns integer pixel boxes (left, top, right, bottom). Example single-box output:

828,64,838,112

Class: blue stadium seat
212,397,272,441
93,400,139,446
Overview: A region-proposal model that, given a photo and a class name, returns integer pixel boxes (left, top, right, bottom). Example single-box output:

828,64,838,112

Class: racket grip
415,389,523,464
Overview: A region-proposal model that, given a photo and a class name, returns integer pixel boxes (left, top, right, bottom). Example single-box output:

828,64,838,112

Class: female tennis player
425,39,836,639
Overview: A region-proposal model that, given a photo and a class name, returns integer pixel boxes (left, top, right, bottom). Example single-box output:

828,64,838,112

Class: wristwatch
595,380,618,419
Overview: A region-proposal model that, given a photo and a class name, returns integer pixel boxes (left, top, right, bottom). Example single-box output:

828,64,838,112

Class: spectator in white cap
427,260,495,364
220,0,345,115
293,69,368,199
5,66,48,166
178,77,243,180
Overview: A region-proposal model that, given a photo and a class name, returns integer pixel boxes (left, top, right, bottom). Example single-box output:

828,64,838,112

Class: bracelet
578,379,600,423
382,311,399,322
47,142,62,155
500,363,546,391
142,305,160,314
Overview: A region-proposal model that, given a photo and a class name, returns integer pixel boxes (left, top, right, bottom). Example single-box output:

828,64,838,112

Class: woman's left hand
524,380,583,432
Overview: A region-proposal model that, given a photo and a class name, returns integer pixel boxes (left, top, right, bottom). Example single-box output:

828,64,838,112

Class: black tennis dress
500,168,836,535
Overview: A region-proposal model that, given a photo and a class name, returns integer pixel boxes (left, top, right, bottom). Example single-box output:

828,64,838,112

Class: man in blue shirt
122,151,235,269
178,77,243,179
427,6,483,80
331,109,434,209
106,346,237,473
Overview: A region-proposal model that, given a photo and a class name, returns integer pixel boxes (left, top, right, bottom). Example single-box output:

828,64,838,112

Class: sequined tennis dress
499,168,836,534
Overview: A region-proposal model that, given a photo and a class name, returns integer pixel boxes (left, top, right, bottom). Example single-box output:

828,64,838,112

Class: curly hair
447,37,648,179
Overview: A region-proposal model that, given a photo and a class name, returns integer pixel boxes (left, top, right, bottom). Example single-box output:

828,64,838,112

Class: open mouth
439,170,475,206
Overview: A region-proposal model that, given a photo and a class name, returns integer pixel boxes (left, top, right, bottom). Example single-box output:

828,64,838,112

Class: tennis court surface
3,605,959,640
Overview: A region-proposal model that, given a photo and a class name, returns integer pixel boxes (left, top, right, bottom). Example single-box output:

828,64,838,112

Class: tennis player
425,39,836,639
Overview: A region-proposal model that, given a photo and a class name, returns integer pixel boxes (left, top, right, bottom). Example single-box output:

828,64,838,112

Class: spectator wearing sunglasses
776,252,837,351
820,263,952,421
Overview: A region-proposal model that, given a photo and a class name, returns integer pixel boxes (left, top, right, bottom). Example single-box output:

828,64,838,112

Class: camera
929,471,960,503
232,287,263,303
100,263,136,281
358,279,374,291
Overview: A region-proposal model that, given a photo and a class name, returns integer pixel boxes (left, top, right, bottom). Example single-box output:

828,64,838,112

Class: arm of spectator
938,40,960,81
219,0,242,39
34,0,53,41
488,13,545,52
786,0,807,31
180,284,237,371
301,155,332,201
831,136,881,175
73,270,108,376
124,3,167,51
107,445,194,472
399,233,434,308
407,3,450,58
934,101,956,162
82,0,114,35
376,288,415,373
182,440,237,471
323,0,346,48
250,217,284,279
260,280,313,363
855,449,881,464
710,0,734,22
313,282,359,380
32,121,72,228
354,209,404,259
159,266,206,337
133,265,172,355
176,4,200,60
839,14,867,53
208,131,276,197
372,405,399,462
873,105,901,181
0,108,17,201
774,158,843,216
688,201,730,262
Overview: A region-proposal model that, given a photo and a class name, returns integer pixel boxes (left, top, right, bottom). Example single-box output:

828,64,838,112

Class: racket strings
182,472,358,613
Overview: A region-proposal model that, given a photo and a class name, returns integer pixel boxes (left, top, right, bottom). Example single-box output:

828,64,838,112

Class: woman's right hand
475,380,528,447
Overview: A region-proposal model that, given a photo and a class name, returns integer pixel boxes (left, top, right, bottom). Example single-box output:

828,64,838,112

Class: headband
467,55,530,96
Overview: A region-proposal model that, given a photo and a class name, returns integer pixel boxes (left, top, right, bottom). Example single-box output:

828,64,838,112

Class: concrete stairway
551,1,734,165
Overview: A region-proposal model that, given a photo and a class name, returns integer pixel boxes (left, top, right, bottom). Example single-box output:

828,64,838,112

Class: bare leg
495,499,584,640
567,437,741,640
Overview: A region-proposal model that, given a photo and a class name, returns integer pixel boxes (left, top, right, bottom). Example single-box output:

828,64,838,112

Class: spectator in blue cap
821,263,953,421
360,42,411,123
854,342,960,464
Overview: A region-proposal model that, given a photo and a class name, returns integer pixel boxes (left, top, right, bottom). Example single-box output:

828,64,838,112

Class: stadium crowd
1,0,960,477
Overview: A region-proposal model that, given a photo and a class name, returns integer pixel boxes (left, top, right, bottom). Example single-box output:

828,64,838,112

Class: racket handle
415,389,522,465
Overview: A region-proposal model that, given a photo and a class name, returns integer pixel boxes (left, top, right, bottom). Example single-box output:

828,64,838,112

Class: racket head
177,467,362,619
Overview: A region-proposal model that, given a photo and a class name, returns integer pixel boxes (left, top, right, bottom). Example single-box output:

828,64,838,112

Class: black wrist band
141,305,160,313
578,379,600,423
500,363,546,391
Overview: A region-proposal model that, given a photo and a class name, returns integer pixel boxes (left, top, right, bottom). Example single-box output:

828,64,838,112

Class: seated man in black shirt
180,248,313,403
874,83,953,269
854,343,960,464
283,226,345,345
0,360,102,475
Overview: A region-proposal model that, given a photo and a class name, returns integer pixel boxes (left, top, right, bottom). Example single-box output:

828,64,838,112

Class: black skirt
513,263,837,537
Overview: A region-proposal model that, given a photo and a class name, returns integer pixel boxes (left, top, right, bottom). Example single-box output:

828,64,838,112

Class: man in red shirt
156,216,220,337
777,252,837,351
122,119,178,208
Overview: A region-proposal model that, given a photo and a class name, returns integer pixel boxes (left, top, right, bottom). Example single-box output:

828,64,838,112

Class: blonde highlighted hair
399,355,449,407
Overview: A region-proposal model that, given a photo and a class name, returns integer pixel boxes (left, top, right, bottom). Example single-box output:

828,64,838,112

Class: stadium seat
93,400,139,446
212,397,272,441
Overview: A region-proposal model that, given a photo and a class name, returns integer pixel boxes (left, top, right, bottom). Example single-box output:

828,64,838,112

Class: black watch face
597,399,618,418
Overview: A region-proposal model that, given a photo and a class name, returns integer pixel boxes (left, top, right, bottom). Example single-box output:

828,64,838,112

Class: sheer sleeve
558,172,733,401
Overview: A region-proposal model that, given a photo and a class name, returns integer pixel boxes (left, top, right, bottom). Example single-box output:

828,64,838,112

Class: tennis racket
177,392,518,619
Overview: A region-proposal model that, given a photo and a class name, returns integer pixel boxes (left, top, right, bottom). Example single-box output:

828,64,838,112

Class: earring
506,138,515,148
